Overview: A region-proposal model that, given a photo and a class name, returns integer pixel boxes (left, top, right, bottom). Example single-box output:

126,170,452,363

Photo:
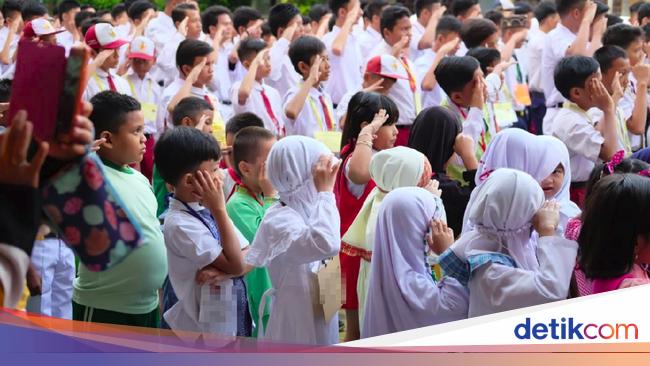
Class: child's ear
180,116,194,127
100,131,113,148
298,60,310,77
569,86,582,102
180,64,192,76
450,92,464,106
238,160,251,177
183,172,194,187
242,58,252,69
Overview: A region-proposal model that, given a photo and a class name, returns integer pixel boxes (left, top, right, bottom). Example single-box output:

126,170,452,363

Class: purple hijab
361,187,468,338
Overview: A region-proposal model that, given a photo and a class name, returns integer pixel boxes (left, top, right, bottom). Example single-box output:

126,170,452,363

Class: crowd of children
1,0,650,346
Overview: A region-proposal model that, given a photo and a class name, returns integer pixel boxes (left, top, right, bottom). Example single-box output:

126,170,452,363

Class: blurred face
132,57,155,78
100,110,147,165
303,22,313,34
483,31,500,49
372,123,398,150
453,68,484,106
540,163,565,199
62,7,80,26
602,57,630,95
186,9,202,39
100,48,120,70
627,39,644,66
544,13,560,30
176,159,221,203
302,50,331,83
461,4,482,21
193,108,214,135
255,49,271,79
217,13,234,40
505,27,527,48
572,72,601,108
284,14,304,41
40,33,58,45
137,8,156,24
195,52,216,85
383,16,411,46
437,32,460,53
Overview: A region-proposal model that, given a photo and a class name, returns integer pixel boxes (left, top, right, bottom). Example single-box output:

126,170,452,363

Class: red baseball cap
22,19,64,39
128,36,155,61
366,55,409,80
84,23,128,50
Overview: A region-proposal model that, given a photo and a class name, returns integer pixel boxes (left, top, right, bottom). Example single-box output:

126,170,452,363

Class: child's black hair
268,3,300,38
435,55,480,96
340,91,399,159
640,3,650,25
75,10,93,28
309,4,332,23
578,173,650,279
451,0,478,17
606,14,623,28
176,39,214,70
90,91,141,138
111,3,126,20
460,18,498,49
21,1,47,22
57,0,80,21
380,5,410,36
364,0,388,21
0,79,12,103
172,96,213,126
201,5,231,35
602,24,643,50
226,112,265,136
593,45,628,74
232,126,276,177
1,0,22,20
556,0,586,16
553,55,600,100
595,1,609,16
154,126,222,185
81,17,108,37
329,0,351,16
585,158,650,199
172,3,198,26
302,14,312,25
233,6,262,32
80,4,94,12
436,15,462,36
237,37,267,64
127,0,154,21
534,1,557,22
415,0,440,17
630,1,644,15
484,10,503,28
466,47,501,75
261,22,272,38
514,1,533,15
288,35,326,76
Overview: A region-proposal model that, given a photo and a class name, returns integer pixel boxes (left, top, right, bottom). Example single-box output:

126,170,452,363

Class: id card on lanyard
307,94,342,153
127,78,158,122
205,94,227,148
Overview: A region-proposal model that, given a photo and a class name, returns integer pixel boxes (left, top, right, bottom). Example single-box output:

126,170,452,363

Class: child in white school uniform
156,127,251,338
157,3,203,87
157,39,223,140
439,168,578,318
245,136,341,345
283,36,336,139
357,0,387,60
549,56,619,208
83,23,131,100
125,36,161,181
266,3,305,98
321,0,363,106
231,38,285,137
409,0,446,61
202,5,236,114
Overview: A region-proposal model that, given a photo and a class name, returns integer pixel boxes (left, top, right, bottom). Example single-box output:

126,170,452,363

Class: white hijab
451,169,544,271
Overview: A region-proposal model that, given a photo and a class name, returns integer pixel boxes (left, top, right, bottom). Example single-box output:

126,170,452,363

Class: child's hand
48,101,94,161
426,219,454,255
245,20,264,39
312,154,340,192
432,5,447,21
469,75,486,109
192,169,226,213
360,109,389,138
611,71,624,104
212,24,226,48
391,35,409,58
187,58,207,84
590,77,614,111
362,77,385,93
510,29,528,45
306,55,322,86
281,21,298,41
438,37,460,56
26,264,42,296
620,277,650,289
492,59,516,77
89,138,106,152
424,179,442,197
591,14,607,37
252,48,269,67
0,111,49,188
179,16,189,37
583,0,597,24
632,63,650,85
94,49,114,65
259,161,277,198
196,266,231,289
533,200,560,237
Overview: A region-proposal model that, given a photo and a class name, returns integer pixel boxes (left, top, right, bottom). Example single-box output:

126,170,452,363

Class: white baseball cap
366,54,408,80
84,23,128,51
22,18,64,39
128,36,155,60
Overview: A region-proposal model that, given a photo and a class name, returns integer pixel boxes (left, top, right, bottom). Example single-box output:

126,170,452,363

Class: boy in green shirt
74,91,167,328
226,126,277,337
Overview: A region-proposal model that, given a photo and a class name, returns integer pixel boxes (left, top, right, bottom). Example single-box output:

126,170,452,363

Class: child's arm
499,29,527,63
417,6,445,51
237,49,268,106
627,64,650,135
421,38,459,91
166,58,208,113
284,55,322,120
193,170,245,276
0,18,18,65
331,3,361,56
566,1,604,57
591,78,619,161
347,109,389,184
268,22,297,82
315,14,333,38
86,50,115,79
453,134,479,171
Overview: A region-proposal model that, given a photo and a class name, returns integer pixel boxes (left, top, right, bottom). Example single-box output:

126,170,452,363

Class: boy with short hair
410,0,445,60
500,15,530,129
368,5,422,146
226,126,277,337
74,91,167,328
83,23,131,100
266,3,304,97
156,126,251,337
125,36,162,181
602,23,650,150
451,0,482,21
357,0,388,60
232,38,284,137
415,15,462,108
283,36,335,139
55,0,81,54
202,5,236,111
157,3,202,87
541,0,606,135
550,56,618,206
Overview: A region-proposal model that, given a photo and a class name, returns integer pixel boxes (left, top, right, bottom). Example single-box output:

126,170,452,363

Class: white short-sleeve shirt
266,37,302,98
322,26,364,105
83,68,132,101
541,24,576,107
125,72,162,135
231,80,285,136
414,49,447,108
282,84,337,137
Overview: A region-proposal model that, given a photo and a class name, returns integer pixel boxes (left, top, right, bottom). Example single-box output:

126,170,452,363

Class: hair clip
605,150,625,174
479,169,493,182
638,169,650,177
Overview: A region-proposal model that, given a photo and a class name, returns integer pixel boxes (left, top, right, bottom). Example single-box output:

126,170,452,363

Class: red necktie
318,95,333,131
260,88,283,135
106,74,117,92
400,56,416,93
204,94,213,107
